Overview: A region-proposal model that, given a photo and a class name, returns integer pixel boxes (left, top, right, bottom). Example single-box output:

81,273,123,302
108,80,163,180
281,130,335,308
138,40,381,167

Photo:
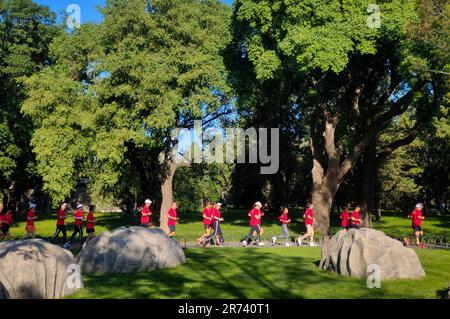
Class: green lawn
4,209,450,299
70,247,450,299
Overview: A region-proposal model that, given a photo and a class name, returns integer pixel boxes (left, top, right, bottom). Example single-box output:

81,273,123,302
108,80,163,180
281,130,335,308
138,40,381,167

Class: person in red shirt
141,199,152,228
65,204,84,248
197,201,213,245
242,201,264,246
340,206,350,230
24,203,38,239
0,210,13,241
408,203,425,247
86,205,96,242
298,203,316,246
51,203,68,244
350,206,361,229
167,202,179,237
202,202,225,246
272,207,291,246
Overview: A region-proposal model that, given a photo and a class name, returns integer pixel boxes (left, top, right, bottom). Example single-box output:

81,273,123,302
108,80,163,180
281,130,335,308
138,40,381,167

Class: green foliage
22,0,232,206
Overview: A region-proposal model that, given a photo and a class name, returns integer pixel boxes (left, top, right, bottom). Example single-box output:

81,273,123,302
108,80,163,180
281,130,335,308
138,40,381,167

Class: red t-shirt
141,205,151,224
168,208,177,226
86,212,95,229
57,208,66,226
202,208,213,225
340,210,349,227
351,210,360,225
411,209,423,227
74,210,83,226
304,208,314,225
27,210,36,226
1,214,12,225
249,208,261,226
212,207,222,220
279,212,289,224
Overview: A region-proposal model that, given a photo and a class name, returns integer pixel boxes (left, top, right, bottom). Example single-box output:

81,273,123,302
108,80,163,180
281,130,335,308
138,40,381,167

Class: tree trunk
359,138,376,228
159,160,177,234
311,182,335,236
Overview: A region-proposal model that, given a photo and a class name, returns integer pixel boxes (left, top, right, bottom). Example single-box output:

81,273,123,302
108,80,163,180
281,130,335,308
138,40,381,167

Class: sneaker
257,242,265,246
309,242,317,247
285,242,290,247
242,240,247,247
272,236,277,245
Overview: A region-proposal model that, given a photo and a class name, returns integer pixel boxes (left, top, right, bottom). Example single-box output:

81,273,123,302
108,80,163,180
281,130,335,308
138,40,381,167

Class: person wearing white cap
242,201,264,246
202,202,225,246
24,203,38,239
141,199,152,228
408,203,426,247
65,204,84,248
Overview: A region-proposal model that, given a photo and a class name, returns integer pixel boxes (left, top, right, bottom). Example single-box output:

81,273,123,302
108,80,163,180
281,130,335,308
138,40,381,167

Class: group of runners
0,199,426,248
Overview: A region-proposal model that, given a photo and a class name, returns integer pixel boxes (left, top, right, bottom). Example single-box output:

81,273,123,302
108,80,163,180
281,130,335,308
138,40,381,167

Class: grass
3,208,450,299
70,247,450,299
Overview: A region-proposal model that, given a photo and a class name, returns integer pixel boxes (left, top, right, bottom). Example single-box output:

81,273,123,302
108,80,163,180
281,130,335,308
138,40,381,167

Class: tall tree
225,0,446,235
22,0,231,233
0,0,58,209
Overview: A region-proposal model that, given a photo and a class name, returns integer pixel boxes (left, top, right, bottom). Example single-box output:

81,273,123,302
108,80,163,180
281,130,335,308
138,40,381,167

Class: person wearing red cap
167,202,179,237
24,204,38,239
141,199,152,228
51,203,68,244
408,203,425,247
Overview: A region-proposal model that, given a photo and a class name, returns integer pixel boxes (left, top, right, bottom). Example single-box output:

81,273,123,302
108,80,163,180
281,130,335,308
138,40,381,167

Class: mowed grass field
3,208,450,299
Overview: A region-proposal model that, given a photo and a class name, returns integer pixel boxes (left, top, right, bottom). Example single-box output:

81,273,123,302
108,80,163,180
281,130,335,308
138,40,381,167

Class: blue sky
35,0,233,24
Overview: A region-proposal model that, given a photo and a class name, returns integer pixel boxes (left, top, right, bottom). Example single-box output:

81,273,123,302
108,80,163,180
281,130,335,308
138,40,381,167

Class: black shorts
141,223,150,228
1,224,10,234
86,228,95,234
350,224,360,229
412,225,422,232
169,225,176,232
204,224,211,230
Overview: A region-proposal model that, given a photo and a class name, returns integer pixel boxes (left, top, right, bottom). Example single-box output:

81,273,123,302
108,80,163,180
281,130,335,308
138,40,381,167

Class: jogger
242,201,264,246
141,199,152,227
272,207,291,246
197,201,213,245
167,202,179,237
85,205,96,243
340,206,350,230
0,210,13,241
408,203,425,247
65,204,84,247
52,203,68,243
298,203,316,246
350,206,361,229
24,203,37,239
203,202,224,246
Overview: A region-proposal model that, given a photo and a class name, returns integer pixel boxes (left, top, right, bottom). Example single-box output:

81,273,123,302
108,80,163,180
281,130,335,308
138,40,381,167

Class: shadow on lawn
76,248,427,299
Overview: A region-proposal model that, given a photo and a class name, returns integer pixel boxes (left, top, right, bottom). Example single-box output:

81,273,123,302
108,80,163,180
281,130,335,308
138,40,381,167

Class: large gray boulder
77,226,186,274
0,239,82,299
320,228,425,280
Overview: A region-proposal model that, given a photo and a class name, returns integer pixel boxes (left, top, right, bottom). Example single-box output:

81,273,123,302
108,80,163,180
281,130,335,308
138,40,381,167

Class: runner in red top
299,204,316,246
0,210,13,241
350,207,361,229
203,202,225,246
52,203,68,244
340,207,350,229
86,205,96,243
242,201,264,246
141,199,152,228
66,204,84,247
197,201,213,246
25,204,37,239
408,203,425,247
272,207,291,246
167,202,179,237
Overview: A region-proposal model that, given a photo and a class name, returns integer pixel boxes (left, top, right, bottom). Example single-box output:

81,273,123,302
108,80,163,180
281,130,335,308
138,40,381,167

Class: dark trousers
52,225,67,243
243,225,261,243
69,225,83,243
204,220,224,244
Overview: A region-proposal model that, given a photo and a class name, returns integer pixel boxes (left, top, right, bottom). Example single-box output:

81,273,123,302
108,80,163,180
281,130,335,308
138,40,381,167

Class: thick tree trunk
311,182,335,236
359,138,376,228
159,161,177,234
